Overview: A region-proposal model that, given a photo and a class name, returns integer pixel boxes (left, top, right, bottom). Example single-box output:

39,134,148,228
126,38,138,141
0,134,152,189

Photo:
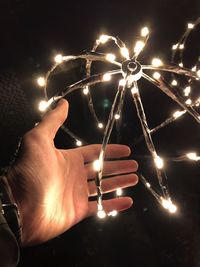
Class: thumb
36,99,69,139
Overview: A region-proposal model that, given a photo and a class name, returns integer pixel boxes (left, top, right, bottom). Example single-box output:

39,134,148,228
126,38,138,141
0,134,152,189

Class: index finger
74,144,131,162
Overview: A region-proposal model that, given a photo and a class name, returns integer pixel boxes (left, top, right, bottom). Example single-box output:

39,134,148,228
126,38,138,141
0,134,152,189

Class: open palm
8,100,138,245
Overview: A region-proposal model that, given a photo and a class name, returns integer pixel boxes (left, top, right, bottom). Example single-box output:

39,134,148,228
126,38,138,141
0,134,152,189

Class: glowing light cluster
37,18,200,218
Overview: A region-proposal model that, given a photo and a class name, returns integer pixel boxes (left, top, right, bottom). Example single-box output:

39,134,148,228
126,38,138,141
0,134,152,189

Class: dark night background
0,0,200,266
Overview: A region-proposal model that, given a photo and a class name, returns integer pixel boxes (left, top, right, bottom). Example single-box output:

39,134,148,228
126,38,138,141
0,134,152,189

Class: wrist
0,175,22,244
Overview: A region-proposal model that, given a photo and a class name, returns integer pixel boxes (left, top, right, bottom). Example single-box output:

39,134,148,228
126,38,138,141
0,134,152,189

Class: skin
7,99,138,245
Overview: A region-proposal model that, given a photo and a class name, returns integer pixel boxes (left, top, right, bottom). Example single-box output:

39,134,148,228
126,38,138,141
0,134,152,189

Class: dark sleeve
0,208,19,267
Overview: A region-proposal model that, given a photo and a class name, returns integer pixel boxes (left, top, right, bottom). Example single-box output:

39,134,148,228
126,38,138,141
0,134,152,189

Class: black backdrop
0,0,200,266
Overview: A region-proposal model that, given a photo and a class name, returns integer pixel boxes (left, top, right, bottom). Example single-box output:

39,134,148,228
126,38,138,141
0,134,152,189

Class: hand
7,99,138,245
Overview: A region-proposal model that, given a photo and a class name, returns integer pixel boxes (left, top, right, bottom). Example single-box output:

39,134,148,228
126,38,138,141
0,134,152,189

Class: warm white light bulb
146,182,151,188
192,66,197,72
172,44,178,50
38,100,49,112
131,86,139,95
119,79,126,87
141,26,149,37
108,210,118,217
179,44,184,50
187,23,194,29
185,98,192,105
120,47,129,59
83,87,89,95
153,72,161,79
173,110,186,119
171,79,178,86
97,210,107,219
93,159,102,172
186,152,200,161
184,86,191,96
103,73,112,81
179,62,183,67
151,58,163,67
54,54,63,63
168,203,177,213
154,155,164,169
197,70,200,78
106,53,116,62
134,40,145,54
99,35,110,44
116,188,123,196
37,77,46,87
76,140,82,147
115,114,120,120
98,122,104,129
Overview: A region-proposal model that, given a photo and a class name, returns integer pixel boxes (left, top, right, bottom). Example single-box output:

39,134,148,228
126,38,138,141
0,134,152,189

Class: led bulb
83,87,89,95
37,77,46,87
186,152,200,161
116,188,123,196
187,23,194,29
98,122,104,129
115,114,120,120
185,98,192,105
131,86,139,95
153,72,161,79
97,210,106,219
106,53,116,62
93,159,102,172
38,100,49,112
151,58,163,67
171,79,178,86
184,86,191,96
146,182,151,188
168,203,177,213
173,110,186,118
103,73,112,81
54,54,63,63
108,210,118,217
154,155,164,169
120,47,129,59
141,27,149,37
119,79,126,87
76,140,82,147
172,44,178,50
134,40,145,55
99,35,110,44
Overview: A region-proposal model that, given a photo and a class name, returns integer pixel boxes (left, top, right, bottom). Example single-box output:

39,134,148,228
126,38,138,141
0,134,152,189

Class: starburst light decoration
36,17,200,218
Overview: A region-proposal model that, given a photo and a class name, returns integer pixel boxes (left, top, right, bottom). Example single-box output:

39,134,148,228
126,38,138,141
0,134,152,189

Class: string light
116,188,123,196
38,100,49,112
120,47,130,59
40,19,200,218
106,53,116,62
153,72,161,79
76,140,82,147
186,152,200,161
154,155,164,169
37,77,46,87
171,79,178,86
103,73,112,81
151,58,163,67
134,40,145,55
141,26,149,37
98,122,104,129
54,54,63,63
99,34,110,44
83,86,89,95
